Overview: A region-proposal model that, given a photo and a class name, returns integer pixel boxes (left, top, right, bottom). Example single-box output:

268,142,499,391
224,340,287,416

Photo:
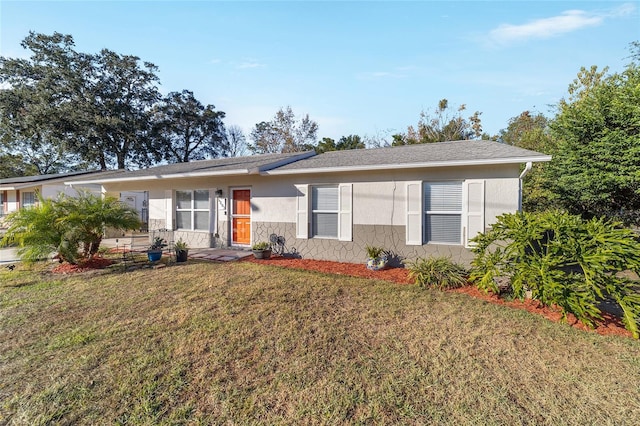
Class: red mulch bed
51,257,114,274
246,255,633,339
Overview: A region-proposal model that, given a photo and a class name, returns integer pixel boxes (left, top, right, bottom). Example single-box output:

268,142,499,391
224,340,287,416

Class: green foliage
315,135,366,154
0,153,39,178
251,241,270,251
150,90,226,163
499,111,558,212
364,245,385,259
1,191,140,264
548,56,640,225
407,256,468,290
174,239,188,252
0,32,163,170
470,210,640,338
0,196,78,264
149,237,167,251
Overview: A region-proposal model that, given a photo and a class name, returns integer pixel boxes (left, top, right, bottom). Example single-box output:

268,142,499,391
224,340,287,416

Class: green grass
1,261,640,425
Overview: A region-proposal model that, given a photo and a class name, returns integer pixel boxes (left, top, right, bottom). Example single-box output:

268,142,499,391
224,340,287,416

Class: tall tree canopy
393,99,483,145
151,90,226,163
249,106,318,154
548,48,640,225
0,32,162,171
315,134,365,153
0,33,80,174
500,111,557,212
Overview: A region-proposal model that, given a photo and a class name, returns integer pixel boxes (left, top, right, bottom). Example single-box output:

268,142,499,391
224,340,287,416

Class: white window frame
311,185,339,239
424,181,463,245
21,191,36,209
407,180,485,247
297,183,352,241
175,189,211,232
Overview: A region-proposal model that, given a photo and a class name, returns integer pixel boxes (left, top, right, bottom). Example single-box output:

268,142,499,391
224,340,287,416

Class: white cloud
236,59,266,69
485,3,636,47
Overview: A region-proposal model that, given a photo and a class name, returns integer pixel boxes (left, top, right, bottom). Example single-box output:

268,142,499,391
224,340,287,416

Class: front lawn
1,262,639,424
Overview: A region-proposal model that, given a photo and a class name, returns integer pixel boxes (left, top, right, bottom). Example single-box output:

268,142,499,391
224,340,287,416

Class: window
311,185,339,238
424,182,462,244
22,191,36,209
176,190,210,231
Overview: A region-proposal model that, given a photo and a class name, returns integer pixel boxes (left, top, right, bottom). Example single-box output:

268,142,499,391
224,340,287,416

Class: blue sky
1,1,638,142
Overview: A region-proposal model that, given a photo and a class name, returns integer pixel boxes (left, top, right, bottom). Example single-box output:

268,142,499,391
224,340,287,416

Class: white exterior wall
249,163,521,228
101,163,522,249
148,189,168,223
40,183,103,199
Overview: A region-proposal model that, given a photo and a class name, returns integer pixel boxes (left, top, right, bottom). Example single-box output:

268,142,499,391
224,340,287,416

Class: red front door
232,189,251,245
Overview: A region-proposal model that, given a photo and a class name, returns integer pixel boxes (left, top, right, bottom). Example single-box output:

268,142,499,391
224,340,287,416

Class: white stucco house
0,170,148,229
68,140,551,264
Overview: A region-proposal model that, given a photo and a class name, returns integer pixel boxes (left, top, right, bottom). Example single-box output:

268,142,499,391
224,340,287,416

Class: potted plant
174,239,189,263
252,241,272,259
365,245,388,271
147,237,166,262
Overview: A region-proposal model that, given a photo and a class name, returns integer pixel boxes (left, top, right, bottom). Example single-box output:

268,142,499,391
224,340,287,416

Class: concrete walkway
0,246,19,264
101,237,252,263
2,238,252,265
188,248,253,262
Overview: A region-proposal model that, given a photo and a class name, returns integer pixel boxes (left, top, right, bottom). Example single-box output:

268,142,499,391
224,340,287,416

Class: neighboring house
69,140,551,264
0,170,148,229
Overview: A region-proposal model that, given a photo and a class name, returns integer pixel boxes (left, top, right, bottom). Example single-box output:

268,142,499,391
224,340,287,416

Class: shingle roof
68,151,315,184
0,170,107,190
0,170,100,186
265,140,550,174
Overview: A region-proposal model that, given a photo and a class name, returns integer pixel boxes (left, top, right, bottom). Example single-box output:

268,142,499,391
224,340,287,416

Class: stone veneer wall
148,218,166,231
253,221,475,266
173,231,214,249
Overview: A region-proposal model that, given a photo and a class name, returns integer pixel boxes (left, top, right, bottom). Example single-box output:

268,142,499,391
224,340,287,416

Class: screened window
424,182,462,244
311,185,338,238
22,191,36,209
176,189,210,231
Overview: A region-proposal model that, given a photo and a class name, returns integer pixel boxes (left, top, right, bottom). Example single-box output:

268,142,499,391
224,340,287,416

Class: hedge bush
470,210,640,338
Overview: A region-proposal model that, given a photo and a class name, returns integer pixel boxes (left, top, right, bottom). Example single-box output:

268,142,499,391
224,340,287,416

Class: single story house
0,170,148,228
69,140,551,264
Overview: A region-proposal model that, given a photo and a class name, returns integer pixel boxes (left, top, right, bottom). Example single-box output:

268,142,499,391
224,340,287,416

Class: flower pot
252,249,272,259
147,250,162,262
366,255,388,271
176,249,189,263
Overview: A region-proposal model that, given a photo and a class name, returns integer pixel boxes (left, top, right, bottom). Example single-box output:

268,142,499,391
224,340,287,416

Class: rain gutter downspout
518,161,533,211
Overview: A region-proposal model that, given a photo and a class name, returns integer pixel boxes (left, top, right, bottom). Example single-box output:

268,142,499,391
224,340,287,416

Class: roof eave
262,155,552,175
254,150,316,173
65,168,253,185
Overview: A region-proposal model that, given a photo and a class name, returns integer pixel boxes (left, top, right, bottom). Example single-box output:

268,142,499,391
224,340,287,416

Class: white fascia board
0,183,40,191
262,155,552,175
1,180,65,190
65,168,251,185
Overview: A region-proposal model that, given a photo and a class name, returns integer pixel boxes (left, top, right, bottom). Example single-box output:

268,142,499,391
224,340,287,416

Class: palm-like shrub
0,196,79,264
58,192,141,258
470,210,640,338
1,191,140,264
407,256,468,290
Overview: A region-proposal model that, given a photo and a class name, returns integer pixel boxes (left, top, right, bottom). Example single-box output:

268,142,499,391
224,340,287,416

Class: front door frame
230,187,252,247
